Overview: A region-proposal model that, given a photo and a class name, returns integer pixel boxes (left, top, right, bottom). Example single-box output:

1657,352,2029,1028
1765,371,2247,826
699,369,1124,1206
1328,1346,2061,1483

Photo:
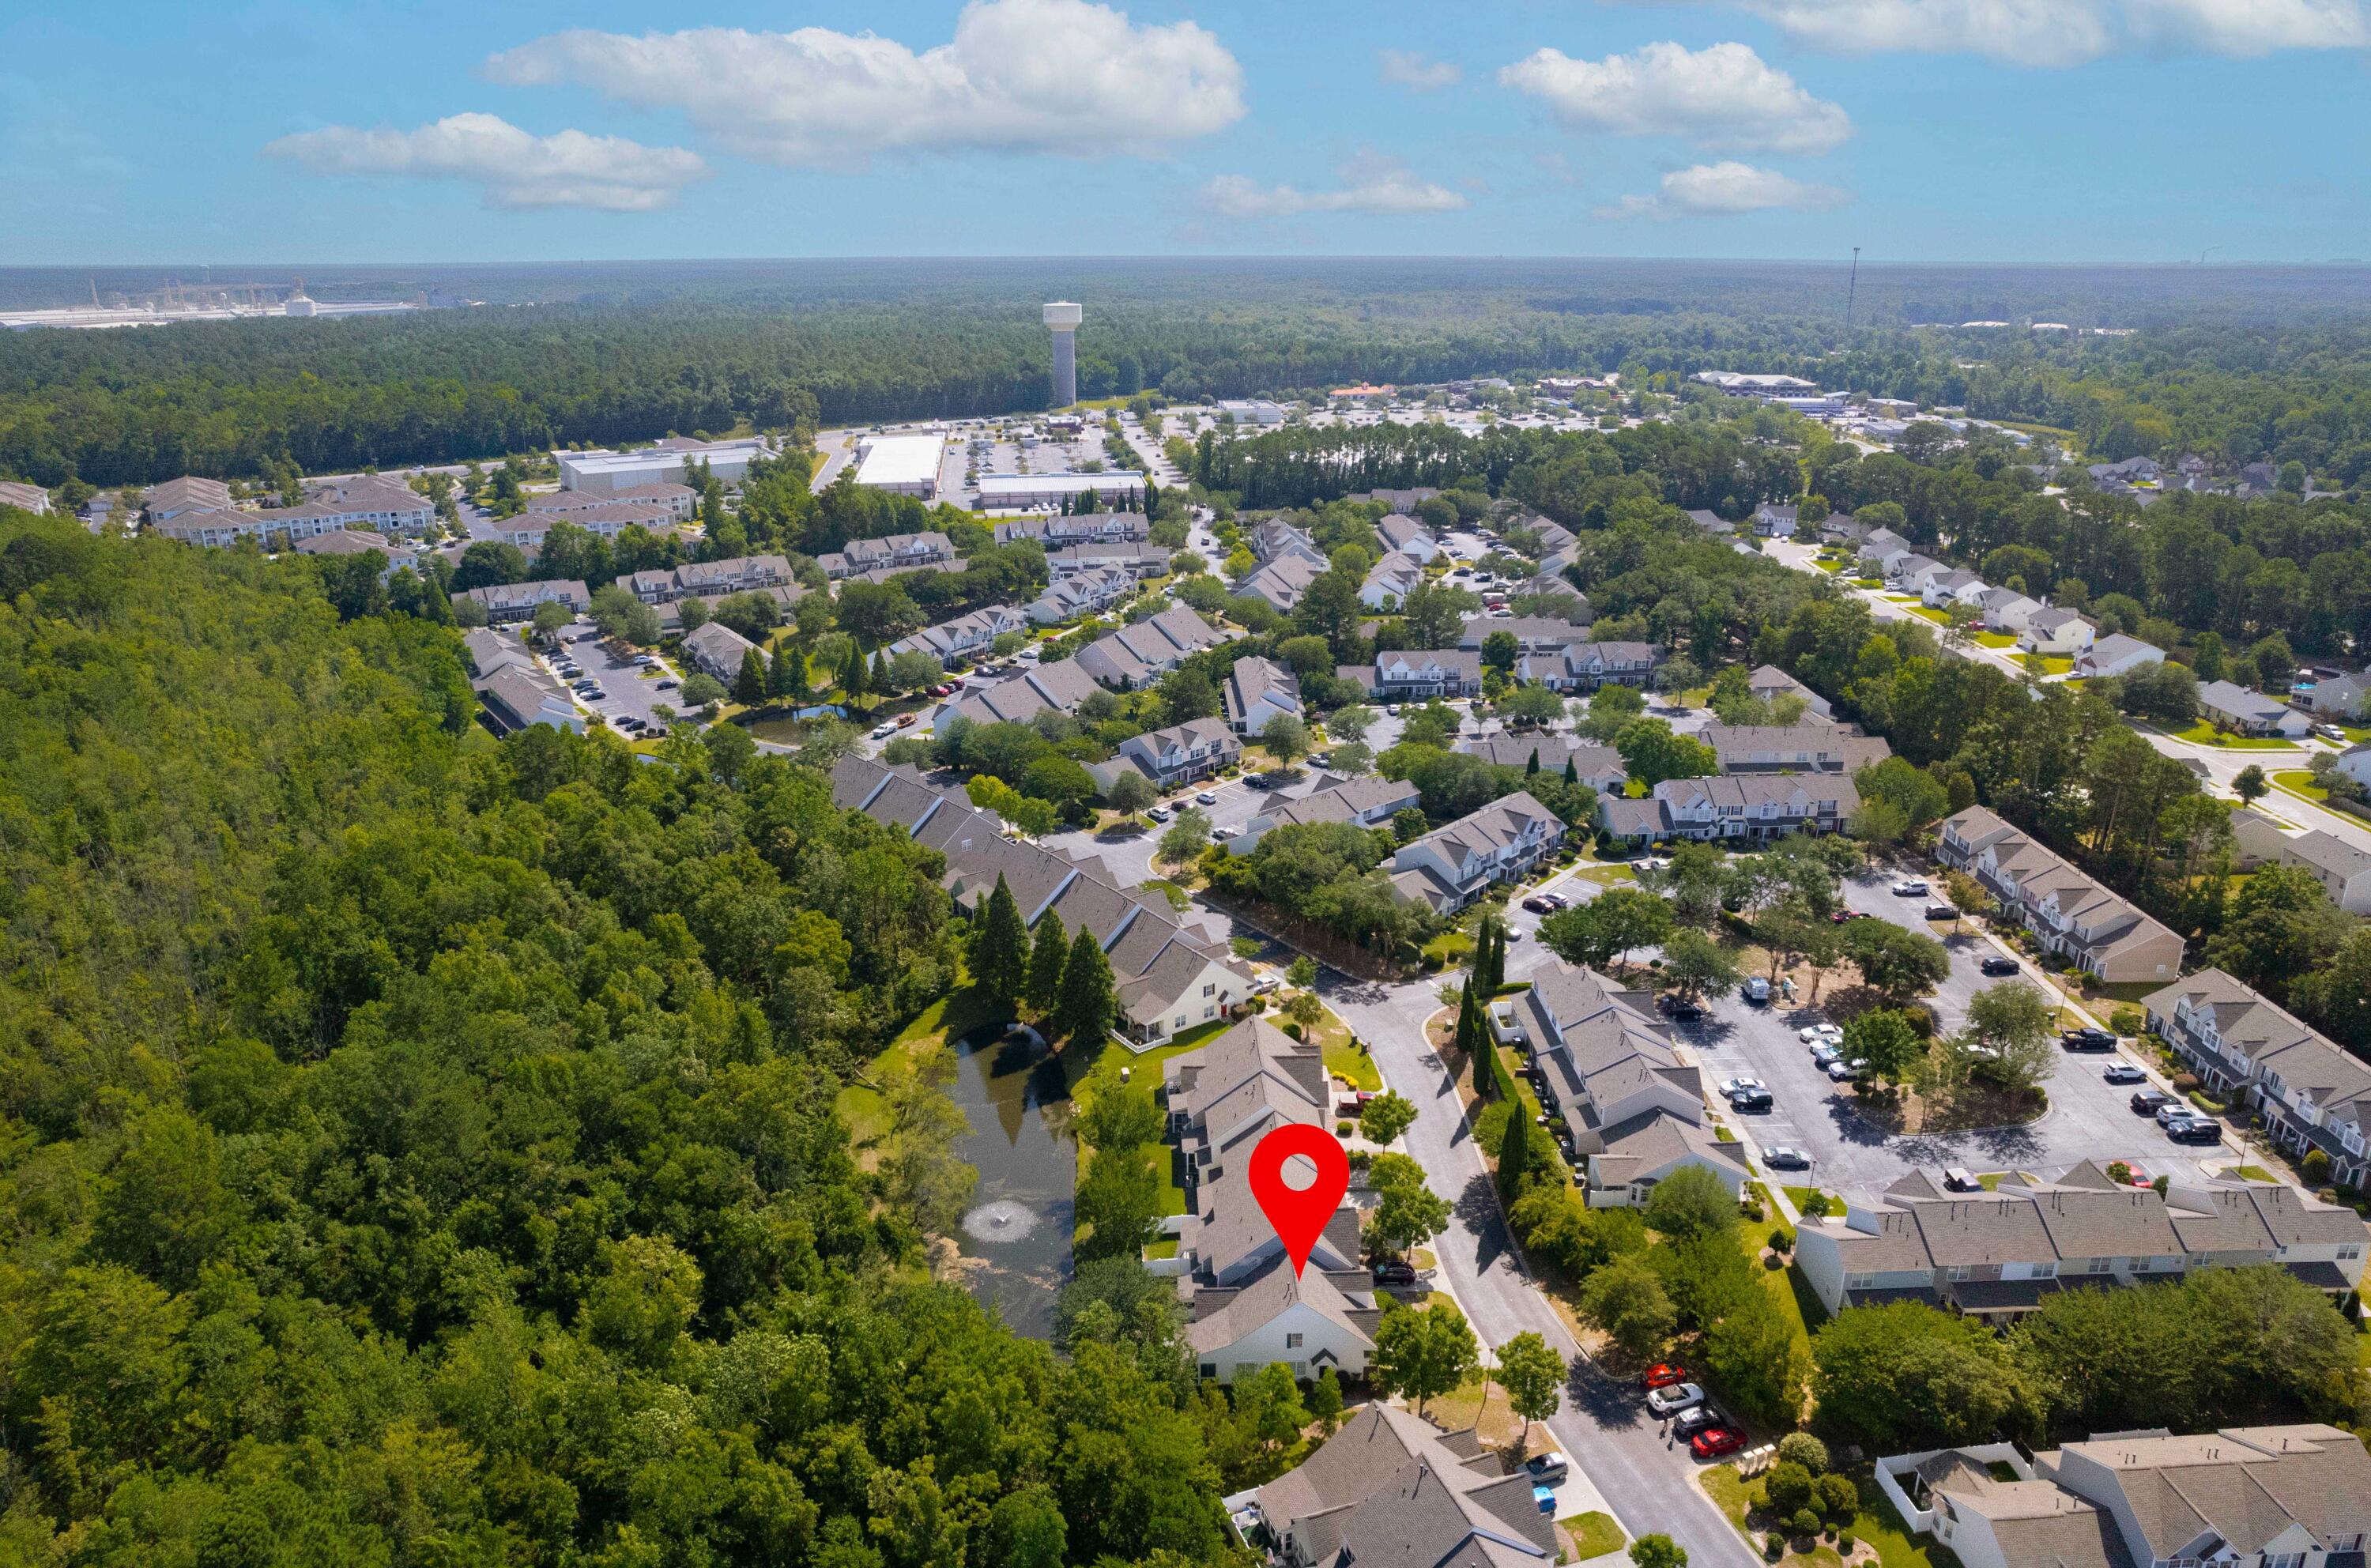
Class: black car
2129,1089,2173,1114
1372,1261,1417,1287
1728,1089,1774,1114
1980,956,2020,976
2167,1118,2224,1145
1659,995,1706,1021
2062,1028,2117,1052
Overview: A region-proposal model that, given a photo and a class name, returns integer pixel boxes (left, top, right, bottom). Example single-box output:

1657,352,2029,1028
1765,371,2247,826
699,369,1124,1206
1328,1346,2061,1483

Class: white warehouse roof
854,434,945,488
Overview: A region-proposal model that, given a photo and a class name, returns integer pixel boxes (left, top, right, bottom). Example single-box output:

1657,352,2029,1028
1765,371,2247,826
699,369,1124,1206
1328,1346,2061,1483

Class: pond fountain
944,1025,1073,1338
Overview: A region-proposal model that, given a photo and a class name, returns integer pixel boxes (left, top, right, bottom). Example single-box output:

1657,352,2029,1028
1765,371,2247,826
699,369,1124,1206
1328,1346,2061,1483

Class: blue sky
5,0,2368,264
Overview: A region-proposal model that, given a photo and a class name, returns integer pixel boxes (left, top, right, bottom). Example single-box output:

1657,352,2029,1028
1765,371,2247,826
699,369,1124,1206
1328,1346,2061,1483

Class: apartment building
1164,1017,1330,1200
1936,806,2185,985
680,620,761,683
1226,775,1421,856
1235,552,1324,612
1222,655,1303,737
1076,606,1228,690
1699,721,1888,775
462,628,583,738
886,604,1028,665
492,501,681,552
1374,512,1439,561
144,476,235,523
1794,1163,2367,1320
1879,1424,2371,1568
1515,640,1663,692
1046,540,1169,579
1359,552,1425,609
829,756,1255,1048
2143,968,2371,1189
1457,616,1596,654
1388,790,1566,913
1491,961,1747,1207
1642,774,1860,842
1091,717,1242,793
1248,518,1327,567
815,531,954,580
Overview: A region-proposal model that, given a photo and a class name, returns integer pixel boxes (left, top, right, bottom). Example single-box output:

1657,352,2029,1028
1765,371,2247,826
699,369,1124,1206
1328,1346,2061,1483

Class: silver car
1646,1381,1705,1417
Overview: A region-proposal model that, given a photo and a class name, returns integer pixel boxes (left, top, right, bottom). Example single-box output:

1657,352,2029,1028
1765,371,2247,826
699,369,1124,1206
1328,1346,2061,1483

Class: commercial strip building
1876,1424,2370,1568
1936,806,2185,985
1491,961,1747,1208
850,433,945,499
2143,968,2371,1189
557,437,767,493
1794,1163,2365,1321
829,756,1257,1050
974,471,1146,512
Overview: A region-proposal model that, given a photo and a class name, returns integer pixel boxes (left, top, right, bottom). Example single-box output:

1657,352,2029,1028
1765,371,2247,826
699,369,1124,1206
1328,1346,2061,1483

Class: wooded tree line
0,506,1236,1566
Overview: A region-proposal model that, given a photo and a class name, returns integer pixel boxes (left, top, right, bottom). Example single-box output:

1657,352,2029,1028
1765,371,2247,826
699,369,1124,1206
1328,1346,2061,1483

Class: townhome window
1946,1265,1972,1281
1284,1332,1305,1350
1203,983,1216,997
2087,1257,2113,1274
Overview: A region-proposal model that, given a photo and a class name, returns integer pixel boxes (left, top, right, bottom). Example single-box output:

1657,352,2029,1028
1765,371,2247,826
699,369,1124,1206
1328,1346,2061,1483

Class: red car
1689,1426,1747,1460
1640,1363,1688,1390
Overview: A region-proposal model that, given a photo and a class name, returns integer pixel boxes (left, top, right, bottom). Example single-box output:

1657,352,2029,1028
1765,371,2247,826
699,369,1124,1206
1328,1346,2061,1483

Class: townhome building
815,530,954,579
2018,607,2097,657
1164,1017,1330,1200
493,501,681,552
624,553,795,605
462,628,584,738
1374,512,1439,561
1025,567,1136,625
1747,663,1833,717
1795,1163,2367,1321
1345,487,1441,511
1076,605,1228,689
1458,616,1596,654
1235,552,1324,612
829,756,1255,1047
1700,721,1888,775
2071,633,2165,680
2143,968,2371,1188
291,529,420,578
453,578,591,624
1976,586,2042,634
1878,1423,2371,1568
1345,649,1485,701
2198,678,2312,737
680,620,760,682
1921,568,1988,608
1491,961,1747,1207
1092,717,1242,793
887,604,1028,665
1182,1238,1380,1387
2250,828,2371,915
1234,1405,1557,1568
1249,518,1328,567
1222,655,1303,737
935,658,1103,730
1387,791,1566,912
1358,552,1425,609
1628,774,1860,843
1171,1159,1361,1292
1936,806,2184,984
991,511,1148,547
1226,775,1420,855
1521,640,1663,692
1046,540,1170,579
1457,734,1628,793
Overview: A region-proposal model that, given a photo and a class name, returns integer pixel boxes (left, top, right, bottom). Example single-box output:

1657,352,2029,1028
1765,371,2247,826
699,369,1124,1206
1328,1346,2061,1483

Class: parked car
1689,1427,1747,1461
2314,723,2346,741
2167,1117,2224,1145
1372,1261,1417,1287
1924,903,1959,921
1891,879,1929,895
1980,956,2021,976
1524,1452,1570,1484
1195,790,1219,805
1829,908,1870,923
1742,976,1772,1004
1539,891,1569,910
1671,1405,1724,1440
1146,805,1171,822
1531,1486,1557,1517
2130,1088,2173,1114
1639,1363,1689,1390
2063,1028,2117,1052
895,713,918,728
1660,994,1705,1021
1943,1168,1982,1192
1730,1088,1775,1113
1522,896,1553,914
2154,1101,2192,1127
1718,1077,1766,1099
655,678,677,690
2102,1062,2147,1084
1646,1382,1705,1417
869,724,895,740
1764,1146,1812,1170
1799,1023,1843,1043
1811,1043,1842,1066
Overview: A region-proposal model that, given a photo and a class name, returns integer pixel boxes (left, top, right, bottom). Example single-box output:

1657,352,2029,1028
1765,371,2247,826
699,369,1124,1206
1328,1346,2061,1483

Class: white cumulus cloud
1201,153,1469,218
481,0,1246,167
1498,40,1851,154
264,113,708,211
1623,0,2365,64
1378,48,1464,88
1594,160,1849,219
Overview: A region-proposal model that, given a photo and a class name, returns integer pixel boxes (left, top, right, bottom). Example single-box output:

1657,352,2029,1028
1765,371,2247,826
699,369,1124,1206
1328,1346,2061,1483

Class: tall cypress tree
770,646,809,703
1054,926,1118,1049
972,874,1030,1012
839,640,868,703
1025,911,1069,1015
1525,750,1540,776
1562,754,1578,785
733,647,769,707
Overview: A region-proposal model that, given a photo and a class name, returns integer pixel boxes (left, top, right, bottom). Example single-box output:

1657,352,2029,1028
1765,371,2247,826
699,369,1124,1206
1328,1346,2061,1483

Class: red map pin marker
1247,1123,1351,1278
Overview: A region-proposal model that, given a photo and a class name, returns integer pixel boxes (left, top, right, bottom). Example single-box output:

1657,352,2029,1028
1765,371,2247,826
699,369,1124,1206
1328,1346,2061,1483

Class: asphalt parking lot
546,621,683,737
1047,765,1343,890
1673,867,2233,1195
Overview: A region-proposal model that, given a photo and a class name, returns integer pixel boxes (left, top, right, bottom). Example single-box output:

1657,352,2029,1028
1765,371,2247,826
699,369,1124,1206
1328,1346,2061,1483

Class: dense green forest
0,508,1231,1566
9,258,2371,488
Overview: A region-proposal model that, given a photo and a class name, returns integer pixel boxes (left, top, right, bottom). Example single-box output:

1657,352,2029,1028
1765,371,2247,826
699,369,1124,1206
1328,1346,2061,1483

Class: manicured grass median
2274,769,2328,801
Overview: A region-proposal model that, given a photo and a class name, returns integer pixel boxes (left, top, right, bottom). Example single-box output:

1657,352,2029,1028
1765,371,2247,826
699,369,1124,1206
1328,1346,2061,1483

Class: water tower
1043,301,1081,407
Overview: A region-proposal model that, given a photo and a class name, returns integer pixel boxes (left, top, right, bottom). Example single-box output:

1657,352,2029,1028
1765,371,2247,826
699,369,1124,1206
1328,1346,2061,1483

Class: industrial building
974,471,1145,513
851,433,944,499
557,437,767,494
1045,302,1081,407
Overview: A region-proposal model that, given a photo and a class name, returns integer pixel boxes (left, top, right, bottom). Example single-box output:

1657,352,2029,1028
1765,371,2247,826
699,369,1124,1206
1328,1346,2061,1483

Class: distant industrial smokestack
1044,301,1081,407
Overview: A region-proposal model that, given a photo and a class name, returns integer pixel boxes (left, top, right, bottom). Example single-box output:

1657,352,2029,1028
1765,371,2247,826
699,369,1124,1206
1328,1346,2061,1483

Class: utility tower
1044,301,1081,408
1845,247,1861,334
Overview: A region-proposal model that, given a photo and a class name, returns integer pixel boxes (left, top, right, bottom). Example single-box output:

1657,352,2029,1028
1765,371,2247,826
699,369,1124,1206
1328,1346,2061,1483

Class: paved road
1321,948,1761,1568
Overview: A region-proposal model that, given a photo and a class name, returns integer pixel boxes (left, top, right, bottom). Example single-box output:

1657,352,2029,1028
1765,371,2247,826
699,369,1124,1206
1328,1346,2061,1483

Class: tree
770,646,811,703
1842,1008,1925,1085
451,539,528,590
1578,1252,1676,1358
1286,955,1318,989
1614,718,1720,786
1358,1089,1419,1146
1076,1144,1160,1261
1627,1536,1686,1568
680,672,727,710
1643,1165,1737,1242
1702,1288,1807,1428
1961,982,2059,1095
1329,704,1377,744
733,646,771,707
1811,1301,2037,1451
1495,1332,1566,1444
677,594,711,631
2233,764,2269,806
1501,683,1566,731
1480,629,1520,673
1160,808,1213,867
1660,928,1741,1000
2206,864,2350,996
1328,740,1374,778
972,874,1031,1013
1260,713,1311,771
1308,1367,1344,1434
1366,1152,1451,1256
532,598,573,640
1841,919,1951,1004
1053,925,1118,1047
1578,682,1647,741
1106,769,1158,815
1370,1298,1478,1415
1025,912,1069,1014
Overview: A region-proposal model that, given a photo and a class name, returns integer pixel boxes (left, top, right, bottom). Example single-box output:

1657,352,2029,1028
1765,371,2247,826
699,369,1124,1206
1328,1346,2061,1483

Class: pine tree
733,647,769,707
1054,925,1118,1048
1453,981,1483,1089
1498,1104,1532,1193
1025,911,1069,1015
871,649,891,695
770,646,809,703
972,874,1030,1013
1525,750,1540,776
839,640,868,703
1562,754,1578,785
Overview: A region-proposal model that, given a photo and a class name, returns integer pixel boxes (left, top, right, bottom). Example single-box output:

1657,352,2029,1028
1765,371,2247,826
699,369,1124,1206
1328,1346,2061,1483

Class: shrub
1774,1432,1827,1474
1336,1120,1354,1136
1761,1461,1814,1516
1903,1005,1936,1038
1762,1535,1785,1562
2106,1160,2134,1186
1815,1472,1858,1521
1789,1508,1821,1542
2109,1004,2143,1036
1768,1227,1793,1254
2304,1149,2331,1184
1800,1192,1832,1218
1423,952,1445,972
1836,1532,1856,1555
2173,1072,2200,1092
1283,1022,1303,1039
1473,1100,1514,1158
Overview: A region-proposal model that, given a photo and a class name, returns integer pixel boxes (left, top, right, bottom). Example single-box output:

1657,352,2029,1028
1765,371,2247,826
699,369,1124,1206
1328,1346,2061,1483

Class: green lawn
1902,604,1951,625
2166,719,2297,750
2019,654,2076,677
1782,1185,1831,1214
1422,930,1475,965
2230,1163,2278,1182
1974,631,2017,648
1562,1513,1625,1561
1702,1465,1960,1568
2274,769,2328,801
1570,864,1639,887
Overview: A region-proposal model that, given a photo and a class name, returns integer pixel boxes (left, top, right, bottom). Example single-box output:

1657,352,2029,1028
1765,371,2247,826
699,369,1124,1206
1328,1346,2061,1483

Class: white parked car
1718,1077,1766,1099
1891,879,1929,896
1798,1023,1843,1043
1646,1382,1705,1417
1826,1058,1868,1082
